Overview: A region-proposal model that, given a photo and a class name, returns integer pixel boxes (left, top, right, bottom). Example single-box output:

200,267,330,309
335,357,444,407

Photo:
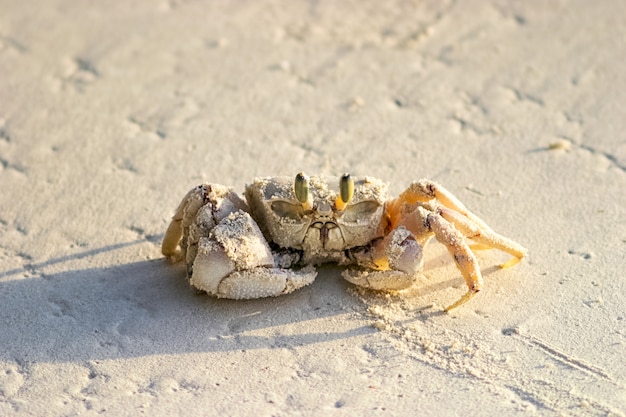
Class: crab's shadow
1,240,505,364
0,243,378,364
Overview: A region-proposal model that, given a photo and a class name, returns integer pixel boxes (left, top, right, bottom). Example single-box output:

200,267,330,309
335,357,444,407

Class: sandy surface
1,1,625,415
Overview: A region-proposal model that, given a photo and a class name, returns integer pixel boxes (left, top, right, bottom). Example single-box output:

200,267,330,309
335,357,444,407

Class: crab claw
189,210,317,298
216,266,317,299
341,226,423,291
379,226,424,274
191,240,316,298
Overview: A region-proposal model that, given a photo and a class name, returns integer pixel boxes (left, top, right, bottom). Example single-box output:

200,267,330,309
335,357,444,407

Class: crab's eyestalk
335,173,354,211
294,172,313,210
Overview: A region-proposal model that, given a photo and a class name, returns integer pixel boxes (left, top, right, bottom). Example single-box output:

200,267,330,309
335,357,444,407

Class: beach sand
1,1,625,415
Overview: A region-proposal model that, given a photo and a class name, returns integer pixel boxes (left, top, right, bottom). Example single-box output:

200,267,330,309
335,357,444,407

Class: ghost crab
162,173,526,311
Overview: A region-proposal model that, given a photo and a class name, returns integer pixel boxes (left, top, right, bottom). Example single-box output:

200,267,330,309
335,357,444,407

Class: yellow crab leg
438,207,527,267
398,179,492,230
424,211,484,312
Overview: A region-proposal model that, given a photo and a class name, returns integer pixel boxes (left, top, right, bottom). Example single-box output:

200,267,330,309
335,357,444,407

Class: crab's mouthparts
310,221,339,247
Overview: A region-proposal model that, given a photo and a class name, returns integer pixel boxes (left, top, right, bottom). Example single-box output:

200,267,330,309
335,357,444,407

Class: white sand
1,1,625,415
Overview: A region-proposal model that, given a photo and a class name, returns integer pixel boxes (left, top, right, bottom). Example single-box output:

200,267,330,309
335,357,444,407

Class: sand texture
1,1,625,415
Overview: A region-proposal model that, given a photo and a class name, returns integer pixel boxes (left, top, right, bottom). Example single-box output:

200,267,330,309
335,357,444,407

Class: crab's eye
340,201,381,223
271,201,305,220
340,173,354,203
335,173,354,211
294,172,312,209
294,172,309,203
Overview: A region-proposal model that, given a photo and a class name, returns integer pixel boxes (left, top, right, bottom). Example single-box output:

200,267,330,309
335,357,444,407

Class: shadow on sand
0,242,377,364
1,240,506,364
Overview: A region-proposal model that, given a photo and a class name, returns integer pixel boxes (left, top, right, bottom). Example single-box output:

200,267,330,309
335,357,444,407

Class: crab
162,173,526,311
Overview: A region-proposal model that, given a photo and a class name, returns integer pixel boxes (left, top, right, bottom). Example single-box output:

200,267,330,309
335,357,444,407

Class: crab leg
422,209,484,311
161,186,206,259
398,179,491,230
397,180,526,266
162,215,184,258
438,207,527,267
